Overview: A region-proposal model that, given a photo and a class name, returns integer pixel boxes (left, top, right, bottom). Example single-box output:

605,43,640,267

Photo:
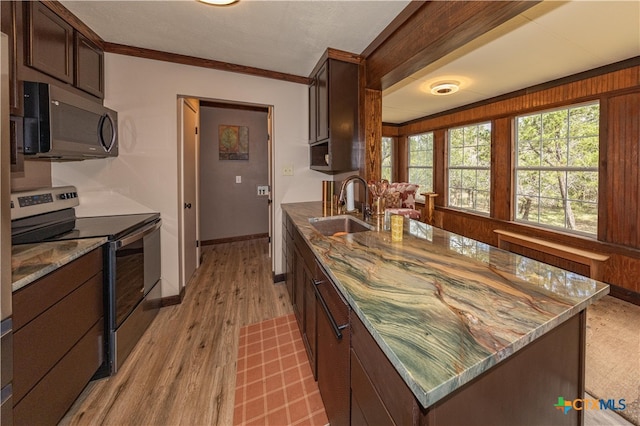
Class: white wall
53,53,326,297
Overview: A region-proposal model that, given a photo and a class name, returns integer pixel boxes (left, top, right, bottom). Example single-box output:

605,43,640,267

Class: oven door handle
113,219,161,249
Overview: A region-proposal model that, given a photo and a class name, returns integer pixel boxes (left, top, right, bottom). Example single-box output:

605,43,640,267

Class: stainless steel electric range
11,185,162,377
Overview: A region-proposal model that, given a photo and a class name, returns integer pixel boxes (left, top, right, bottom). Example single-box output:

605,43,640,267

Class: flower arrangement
368,179,389,215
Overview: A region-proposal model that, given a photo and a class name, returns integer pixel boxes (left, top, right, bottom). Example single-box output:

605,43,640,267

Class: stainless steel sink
309,215,374,237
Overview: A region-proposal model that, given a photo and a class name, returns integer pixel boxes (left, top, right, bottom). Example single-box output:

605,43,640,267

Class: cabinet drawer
13,247,102,330
351,314,418,426
351,348,395,426
314,262,348,325
315,264,350,426
13,319,104,426
293,227,315,268
13,272,103,404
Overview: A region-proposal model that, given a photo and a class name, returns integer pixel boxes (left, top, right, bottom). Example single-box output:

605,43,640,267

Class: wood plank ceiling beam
364,0,541,91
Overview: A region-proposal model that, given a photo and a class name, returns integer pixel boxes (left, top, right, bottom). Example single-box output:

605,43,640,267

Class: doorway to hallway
178,97,274,291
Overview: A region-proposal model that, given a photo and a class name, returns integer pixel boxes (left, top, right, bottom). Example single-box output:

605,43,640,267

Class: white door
180,98,199,289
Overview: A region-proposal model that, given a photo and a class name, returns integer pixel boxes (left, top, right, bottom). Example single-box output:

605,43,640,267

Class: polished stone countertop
12,238,107,292
282,202,609,408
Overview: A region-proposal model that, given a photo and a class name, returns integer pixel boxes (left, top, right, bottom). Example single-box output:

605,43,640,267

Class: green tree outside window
408,132,434,201
515,103,599,235
448,122,491,214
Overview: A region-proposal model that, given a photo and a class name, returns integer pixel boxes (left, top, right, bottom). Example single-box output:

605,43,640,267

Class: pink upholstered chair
384,183,421,220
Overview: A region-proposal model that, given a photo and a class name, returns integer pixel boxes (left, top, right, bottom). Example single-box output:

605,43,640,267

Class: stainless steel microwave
23,81,118,160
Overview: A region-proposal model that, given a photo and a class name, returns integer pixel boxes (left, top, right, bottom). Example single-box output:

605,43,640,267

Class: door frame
267,106,274,265
177,97,275,289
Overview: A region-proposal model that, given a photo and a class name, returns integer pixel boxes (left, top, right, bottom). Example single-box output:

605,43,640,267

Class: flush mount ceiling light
197,0,239,5
430,81,460,96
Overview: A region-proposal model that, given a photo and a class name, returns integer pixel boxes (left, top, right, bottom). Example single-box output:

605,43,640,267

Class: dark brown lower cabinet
420,312,585,426
351,309,586,426
315,262,350,426
303,272,317,377
12,247,104,425
351,313,418,426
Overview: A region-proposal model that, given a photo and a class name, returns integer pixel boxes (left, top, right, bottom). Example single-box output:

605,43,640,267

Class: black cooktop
48,213,160,242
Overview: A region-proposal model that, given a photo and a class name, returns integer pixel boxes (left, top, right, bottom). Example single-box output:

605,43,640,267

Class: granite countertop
282,201,609,409
12,238,107,292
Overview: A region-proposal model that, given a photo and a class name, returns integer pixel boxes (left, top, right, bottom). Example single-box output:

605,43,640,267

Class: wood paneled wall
601,92,640,248
381,61,640,303
364,88,382,182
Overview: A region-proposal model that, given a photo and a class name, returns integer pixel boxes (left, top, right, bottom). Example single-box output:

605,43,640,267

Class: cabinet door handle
312,278,347,340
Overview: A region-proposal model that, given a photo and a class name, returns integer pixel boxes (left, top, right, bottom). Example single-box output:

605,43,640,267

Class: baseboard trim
161,285,186,307
609,284,640,306
201,233,269,245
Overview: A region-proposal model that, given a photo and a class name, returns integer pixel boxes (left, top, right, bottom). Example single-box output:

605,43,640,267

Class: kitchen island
282,202,609,425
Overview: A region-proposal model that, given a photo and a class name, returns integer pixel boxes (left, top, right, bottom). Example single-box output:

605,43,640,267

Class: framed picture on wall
219,125,249,160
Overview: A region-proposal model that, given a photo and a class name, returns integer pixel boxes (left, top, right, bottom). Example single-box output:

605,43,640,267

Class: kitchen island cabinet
293,227,317,372
281,202,609,425
315,261,350,426
285,221,319,376
284,211,350,424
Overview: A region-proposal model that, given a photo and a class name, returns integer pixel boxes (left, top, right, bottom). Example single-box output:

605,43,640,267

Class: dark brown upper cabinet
1,0,23,116
26,1,74,84
21,1,104,100
75,33,104,98
309,55,359,174
315,61,329,142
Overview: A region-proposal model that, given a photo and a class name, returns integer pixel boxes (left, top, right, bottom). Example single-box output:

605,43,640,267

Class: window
408,132,434,201
381,136,393,182
515,102,599,235
448,122,491,214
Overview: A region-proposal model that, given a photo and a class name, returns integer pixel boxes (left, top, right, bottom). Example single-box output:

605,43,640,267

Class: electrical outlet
282,165,294,176
257,185,269,196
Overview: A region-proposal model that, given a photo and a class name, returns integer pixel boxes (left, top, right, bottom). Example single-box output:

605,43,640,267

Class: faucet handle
363,203,372,220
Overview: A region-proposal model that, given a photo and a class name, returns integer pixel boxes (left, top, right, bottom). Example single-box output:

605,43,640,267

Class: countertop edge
327,262,608,408
12,237,107,292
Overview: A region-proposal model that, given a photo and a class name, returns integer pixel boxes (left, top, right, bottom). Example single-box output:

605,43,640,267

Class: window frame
513,101,600,236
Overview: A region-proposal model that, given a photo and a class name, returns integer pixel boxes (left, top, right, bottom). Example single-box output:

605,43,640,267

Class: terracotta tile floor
234,314,329,426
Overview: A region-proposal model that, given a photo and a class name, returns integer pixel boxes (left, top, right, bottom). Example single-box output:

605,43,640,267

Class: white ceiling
60,0,640,124
59,0,411,77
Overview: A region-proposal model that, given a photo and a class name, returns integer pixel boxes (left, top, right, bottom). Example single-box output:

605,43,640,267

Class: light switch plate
257,185,269,196
235,176,242,183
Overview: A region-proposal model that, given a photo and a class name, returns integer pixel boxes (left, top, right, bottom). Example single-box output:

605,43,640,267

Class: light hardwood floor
61,238,291,425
